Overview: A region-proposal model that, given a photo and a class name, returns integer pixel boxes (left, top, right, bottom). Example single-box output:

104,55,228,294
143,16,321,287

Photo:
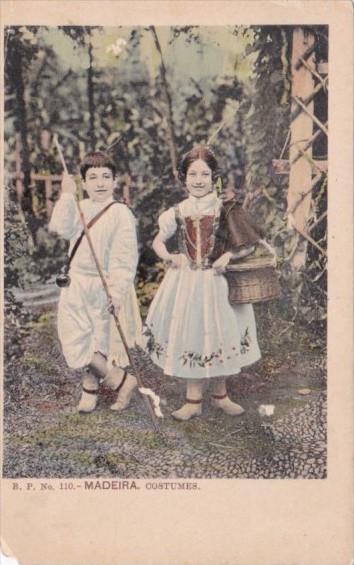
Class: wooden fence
6,137,132,217
6,169,62,216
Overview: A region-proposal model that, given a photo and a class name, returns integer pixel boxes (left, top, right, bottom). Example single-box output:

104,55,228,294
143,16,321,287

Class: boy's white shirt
49,193,142,367
49,193,138,305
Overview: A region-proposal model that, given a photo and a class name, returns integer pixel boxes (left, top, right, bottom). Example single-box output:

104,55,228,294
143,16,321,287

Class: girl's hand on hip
61,173,77,196
212,252,233,275
168,254,189,269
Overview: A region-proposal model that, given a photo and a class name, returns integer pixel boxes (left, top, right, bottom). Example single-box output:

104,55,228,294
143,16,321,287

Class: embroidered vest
172,200,263,268
174,205,221,268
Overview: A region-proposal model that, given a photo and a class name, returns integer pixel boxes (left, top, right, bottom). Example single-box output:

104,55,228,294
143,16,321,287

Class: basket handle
259,239,277,267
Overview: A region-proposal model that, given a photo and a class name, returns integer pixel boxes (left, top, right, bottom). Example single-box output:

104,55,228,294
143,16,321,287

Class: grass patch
23,354,57,374
66,451,95,466
9,410,173,453
27,312,56,328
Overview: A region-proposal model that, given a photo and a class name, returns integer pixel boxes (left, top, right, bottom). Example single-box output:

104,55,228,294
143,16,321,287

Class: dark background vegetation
4,25,328,365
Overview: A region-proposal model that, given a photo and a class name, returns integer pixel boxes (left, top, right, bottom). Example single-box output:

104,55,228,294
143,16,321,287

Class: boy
49,151,141,413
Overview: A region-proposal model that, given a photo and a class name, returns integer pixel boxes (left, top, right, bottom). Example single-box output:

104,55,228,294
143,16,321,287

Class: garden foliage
4,25,327,354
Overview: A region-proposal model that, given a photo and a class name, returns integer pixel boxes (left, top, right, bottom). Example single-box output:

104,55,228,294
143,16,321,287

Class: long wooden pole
54,136,161,432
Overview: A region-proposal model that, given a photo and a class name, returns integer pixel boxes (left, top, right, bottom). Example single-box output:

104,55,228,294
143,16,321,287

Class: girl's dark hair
80,151,116,180
178,145,219,182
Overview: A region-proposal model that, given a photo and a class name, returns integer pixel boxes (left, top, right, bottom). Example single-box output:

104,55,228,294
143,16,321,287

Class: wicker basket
224,243,281,305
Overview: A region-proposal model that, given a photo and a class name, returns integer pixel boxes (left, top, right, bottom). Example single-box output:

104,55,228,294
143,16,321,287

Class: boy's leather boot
102,365,126,390
77,370,99,413
172,380,203,421
110,373,137,411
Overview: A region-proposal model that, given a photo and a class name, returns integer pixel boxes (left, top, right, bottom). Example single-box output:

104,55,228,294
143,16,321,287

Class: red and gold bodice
174,206,221,268
173,200,263,269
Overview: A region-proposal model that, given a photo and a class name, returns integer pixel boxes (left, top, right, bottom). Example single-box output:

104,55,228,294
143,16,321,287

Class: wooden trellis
6,134,61,216
272,27,328,268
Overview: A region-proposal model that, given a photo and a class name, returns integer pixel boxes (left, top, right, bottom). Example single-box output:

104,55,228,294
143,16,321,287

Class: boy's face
83,167,115,203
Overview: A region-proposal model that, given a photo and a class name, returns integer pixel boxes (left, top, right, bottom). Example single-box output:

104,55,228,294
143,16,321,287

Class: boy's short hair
80,151,116,180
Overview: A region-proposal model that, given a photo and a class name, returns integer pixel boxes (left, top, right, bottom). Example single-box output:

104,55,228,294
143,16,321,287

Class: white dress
49,194,142,369
145,192,261,379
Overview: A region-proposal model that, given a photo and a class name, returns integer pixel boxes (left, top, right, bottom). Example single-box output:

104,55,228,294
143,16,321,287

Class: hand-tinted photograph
3,25,328,479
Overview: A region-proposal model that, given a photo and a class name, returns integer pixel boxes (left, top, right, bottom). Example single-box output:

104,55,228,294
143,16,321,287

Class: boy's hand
61,173,77,196
212,252,233,275
108,300,120,316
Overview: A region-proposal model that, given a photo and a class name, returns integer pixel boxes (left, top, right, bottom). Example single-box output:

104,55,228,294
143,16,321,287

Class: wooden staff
54,135,161,432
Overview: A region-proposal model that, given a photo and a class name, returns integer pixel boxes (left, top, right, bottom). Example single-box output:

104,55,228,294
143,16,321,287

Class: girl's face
185,159,213,198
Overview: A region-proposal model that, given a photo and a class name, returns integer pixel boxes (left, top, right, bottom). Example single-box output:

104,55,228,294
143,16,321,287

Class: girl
145,145,262,421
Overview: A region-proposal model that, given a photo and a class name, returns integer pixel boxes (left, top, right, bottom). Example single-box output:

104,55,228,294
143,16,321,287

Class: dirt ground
3,305,327,479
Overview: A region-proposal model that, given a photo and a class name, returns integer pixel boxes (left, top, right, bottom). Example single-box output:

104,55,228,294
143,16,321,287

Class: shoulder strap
67,201,117,270
174,203,181,223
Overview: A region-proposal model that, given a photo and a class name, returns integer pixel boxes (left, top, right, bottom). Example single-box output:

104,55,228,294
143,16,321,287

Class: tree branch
279,129,291,159
87,33,95,151
150,26,178,181
50,69,73,94
289,214,327,257
308,210,327,233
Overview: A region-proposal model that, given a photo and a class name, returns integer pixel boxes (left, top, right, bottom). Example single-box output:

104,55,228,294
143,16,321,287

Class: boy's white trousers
58,271,142,370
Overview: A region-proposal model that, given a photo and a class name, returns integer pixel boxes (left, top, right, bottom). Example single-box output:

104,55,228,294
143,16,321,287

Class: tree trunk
15,135,23,203
12,41,32,213
87,37,96,151
9,36,41,243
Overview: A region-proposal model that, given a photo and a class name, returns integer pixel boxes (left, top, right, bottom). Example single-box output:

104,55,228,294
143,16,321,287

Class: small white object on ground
297,388,312,395
258,404,275,416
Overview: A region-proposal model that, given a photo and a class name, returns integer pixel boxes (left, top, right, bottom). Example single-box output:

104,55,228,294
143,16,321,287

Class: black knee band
88,352,107,379
114,371,128,394
87,364,105,379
